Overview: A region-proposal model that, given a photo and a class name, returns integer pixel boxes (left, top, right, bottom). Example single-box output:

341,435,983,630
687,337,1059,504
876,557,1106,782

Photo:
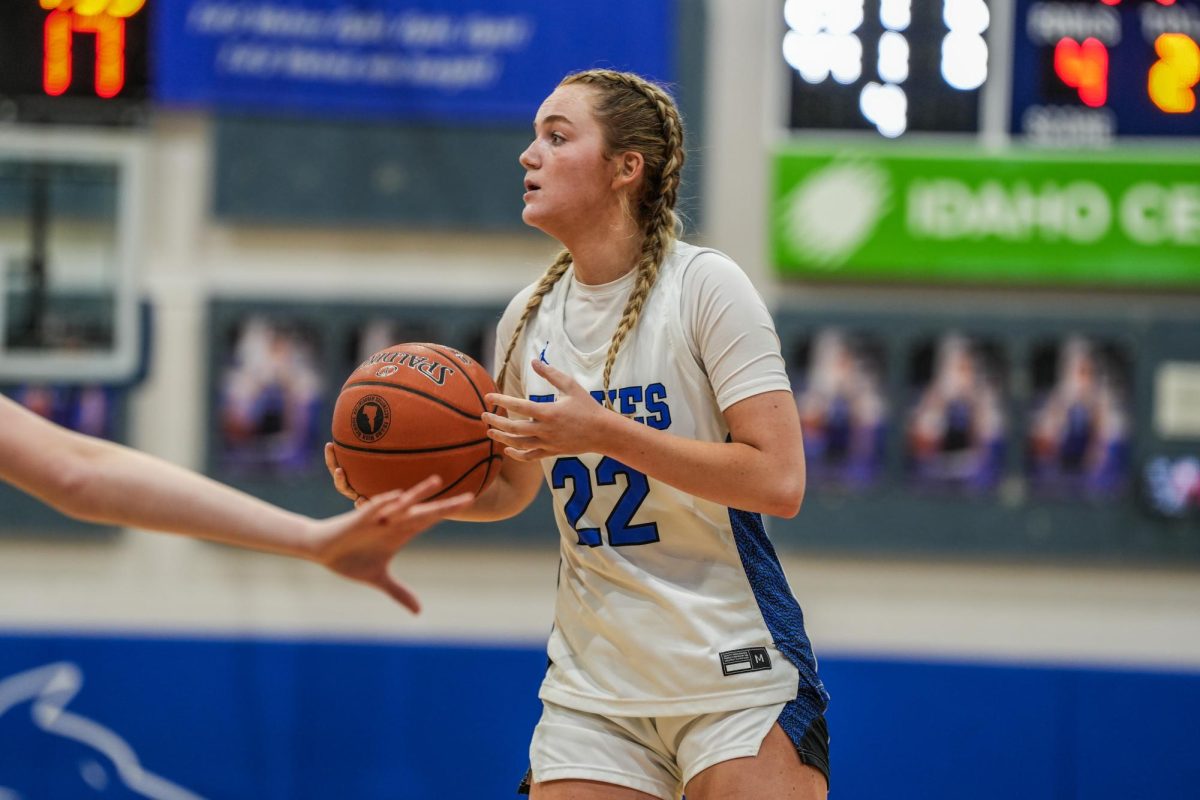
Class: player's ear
612,151,644,190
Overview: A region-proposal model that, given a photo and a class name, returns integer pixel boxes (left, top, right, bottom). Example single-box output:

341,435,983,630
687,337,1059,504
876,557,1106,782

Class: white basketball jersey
509,242,825,717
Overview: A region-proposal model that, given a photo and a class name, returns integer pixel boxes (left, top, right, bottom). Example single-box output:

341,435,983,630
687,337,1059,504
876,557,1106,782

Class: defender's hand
307,475,472,612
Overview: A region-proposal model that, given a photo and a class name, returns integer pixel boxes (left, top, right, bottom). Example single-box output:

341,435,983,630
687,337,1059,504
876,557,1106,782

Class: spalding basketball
331,343,503,499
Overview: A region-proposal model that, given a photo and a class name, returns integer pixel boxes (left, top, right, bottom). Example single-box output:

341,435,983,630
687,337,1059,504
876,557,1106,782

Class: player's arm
446,452,543,521
0,395,470,610
613,387,804,517
486,366,805,518
484,253,805,518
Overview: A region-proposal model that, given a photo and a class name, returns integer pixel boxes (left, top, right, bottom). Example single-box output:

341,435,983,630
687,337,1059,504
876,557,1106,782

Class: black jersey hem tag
720,647,772,676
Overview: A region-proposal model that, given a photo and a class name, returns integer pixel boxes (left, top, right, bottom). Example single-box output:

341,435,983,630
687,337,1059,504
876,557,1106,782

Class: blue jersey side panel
729,507,829,729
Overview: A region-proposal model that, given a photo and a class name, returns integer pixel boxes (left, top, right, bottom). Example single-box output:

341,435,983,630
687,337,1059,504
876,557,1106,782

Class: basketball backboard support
0,129,144,383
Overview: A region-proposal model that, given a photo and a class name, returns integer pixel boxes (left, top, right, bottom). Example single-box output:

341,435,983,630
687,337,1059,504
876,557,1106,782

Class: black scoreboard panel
783,0,1200,141
1012,0,1200,141
785,0,990,136
0,1,151,126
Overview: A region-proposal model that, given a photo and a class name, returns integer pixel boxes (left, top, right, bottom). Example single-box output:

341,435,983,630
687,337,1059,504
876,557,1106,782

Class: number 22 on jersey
551,457,660,547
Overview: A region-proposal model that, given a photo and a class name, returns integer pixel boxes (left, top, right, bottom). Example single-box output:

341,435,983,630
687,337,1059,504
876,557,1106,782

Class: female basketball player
329,69,829,799
0,393,470,611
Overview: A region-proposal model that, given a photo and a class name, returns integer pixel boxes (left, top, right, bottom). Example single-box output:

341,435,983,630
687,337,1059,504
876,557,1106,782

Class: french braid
499,70,685,410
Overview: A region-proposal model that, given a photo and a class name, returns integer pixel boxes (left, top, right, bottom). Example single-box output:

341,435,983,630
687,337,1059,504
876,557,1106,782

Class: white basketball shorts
528,699,787,800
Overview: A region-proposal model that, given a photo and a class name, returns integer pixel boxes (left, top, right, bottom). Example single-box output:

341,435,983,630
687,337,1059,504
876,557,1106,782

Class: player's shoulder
671,240,754,290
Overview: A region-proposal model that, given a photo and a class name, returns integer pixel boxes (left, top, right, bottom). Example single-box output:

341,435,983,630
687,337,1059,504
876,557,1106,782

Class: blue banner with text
153,0,675,121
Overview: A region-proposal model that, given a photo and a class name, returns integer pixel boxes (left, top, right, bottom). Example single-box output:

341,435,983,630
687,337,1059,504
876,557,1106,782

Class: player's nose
519,141,539,170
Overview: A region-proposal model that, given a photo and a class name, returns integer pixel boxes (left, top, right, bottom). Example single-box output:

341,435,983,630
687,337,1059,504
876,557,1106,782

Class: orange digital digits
40,0,147,99
1054,37,1109,108
1149,33,1200,114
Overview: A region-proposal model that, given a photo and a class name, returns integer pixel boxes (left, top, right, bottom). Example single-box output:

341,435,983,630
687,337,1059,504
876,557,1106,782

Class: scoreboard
785,0,1200,141
0,0,151,126
785,0,991,137
1013,0,1200,141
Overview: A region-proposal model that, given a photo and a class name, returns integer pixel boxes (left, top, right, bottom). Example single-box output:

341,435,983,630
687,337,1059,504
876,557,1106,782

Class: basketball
331,343,503,499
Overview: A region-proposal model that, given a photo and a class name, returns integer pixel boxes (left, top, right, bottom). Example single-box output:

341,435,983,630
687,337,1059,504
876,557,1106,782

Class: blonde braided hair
497,70,686,409
495,249,572,394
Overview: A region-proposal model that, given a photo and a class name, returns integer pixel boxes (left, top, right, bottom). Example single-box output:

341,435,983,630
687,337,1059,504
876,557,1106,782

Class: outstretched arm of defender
1,395,470,611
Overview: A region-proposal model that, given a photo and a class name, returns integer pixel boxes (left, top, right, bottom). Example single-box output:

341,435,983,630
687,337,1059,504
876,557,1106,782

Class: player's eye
549,132,566,145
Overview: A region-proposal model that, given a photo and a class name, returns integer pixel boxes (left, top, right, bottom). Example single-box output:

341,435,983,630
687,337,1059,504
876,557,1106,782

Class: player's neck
565,221,644,286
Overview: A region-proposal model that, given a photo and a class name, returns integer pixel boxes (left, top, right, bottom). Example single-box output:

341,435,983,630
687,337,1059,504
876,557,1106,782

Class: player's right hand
324,442,366,508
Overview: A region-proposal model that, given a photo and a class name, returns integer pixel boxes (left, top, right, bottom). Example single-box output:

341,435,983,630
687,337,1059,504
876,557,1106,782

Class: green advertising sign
771,147,1200,287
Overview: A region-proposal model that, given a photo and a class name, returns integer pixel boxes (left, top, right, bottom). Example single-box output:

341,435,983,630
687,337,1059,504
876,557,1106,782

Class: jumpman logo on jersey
539,341,550,364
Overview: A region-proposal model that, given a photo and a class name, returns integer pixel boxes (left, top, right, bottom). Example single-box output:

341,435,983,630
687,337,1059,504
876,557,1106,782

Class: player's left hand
483,359,611,461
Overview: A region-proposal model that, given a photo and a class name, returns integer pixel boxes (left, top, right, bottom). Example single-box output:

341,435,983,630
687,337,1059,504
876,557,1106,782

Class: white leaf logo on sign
782,158,890,268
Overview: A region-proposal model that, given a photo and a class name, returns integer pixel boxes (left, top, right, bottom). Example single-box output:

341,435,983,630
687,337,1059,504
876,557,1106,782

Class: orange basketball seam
340,380,481,420
417,343,488,412
331,437,491,455
425,454,505,500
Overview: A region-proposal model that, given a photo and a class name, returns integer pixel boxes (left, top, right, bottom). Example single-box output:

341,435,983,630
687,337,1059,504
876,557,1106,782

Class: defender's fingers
399,474,443,504
362,488,405,516
391,492,473,526
374,577,421,614
410,492,474,515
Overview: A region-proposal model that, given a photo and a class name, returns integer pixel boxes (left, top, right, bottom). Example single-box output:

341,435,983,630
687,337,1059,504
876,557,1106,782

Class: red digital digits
1054,37,1109,108
41,0,147,99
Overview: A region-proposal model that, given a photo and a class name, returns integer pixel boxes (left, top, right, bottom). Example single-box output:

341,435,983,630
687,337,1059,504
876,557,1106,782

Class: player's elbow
767,475,805,519
40,460,99,521
43,449,113,523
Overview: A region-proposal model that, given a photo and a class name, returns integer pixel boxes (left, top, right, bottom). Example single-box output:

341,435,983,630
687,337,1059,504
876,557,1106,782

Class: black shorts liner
787,711,831,789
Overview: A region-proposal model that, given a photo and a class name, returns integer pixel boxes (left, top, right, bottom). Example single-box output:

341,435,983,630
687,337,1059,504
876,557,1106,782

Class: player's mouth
524,179,541,198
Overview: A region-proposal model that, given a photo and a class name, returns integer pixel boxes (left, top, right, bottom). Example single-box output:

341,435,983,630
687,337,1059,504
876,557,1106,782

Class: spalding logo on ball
331,343,503,499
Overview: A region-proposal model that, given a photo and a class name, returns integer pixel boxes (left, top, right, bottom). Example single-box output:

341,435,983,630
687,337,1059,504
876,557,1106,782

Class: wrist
591,407,636,461
287,515,324,561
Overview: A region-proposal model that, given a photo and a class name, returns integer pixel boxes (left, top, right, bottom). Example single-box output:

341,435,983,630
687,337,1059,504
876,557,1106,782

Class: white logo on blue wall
781,159,890,268
0,662,201,799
